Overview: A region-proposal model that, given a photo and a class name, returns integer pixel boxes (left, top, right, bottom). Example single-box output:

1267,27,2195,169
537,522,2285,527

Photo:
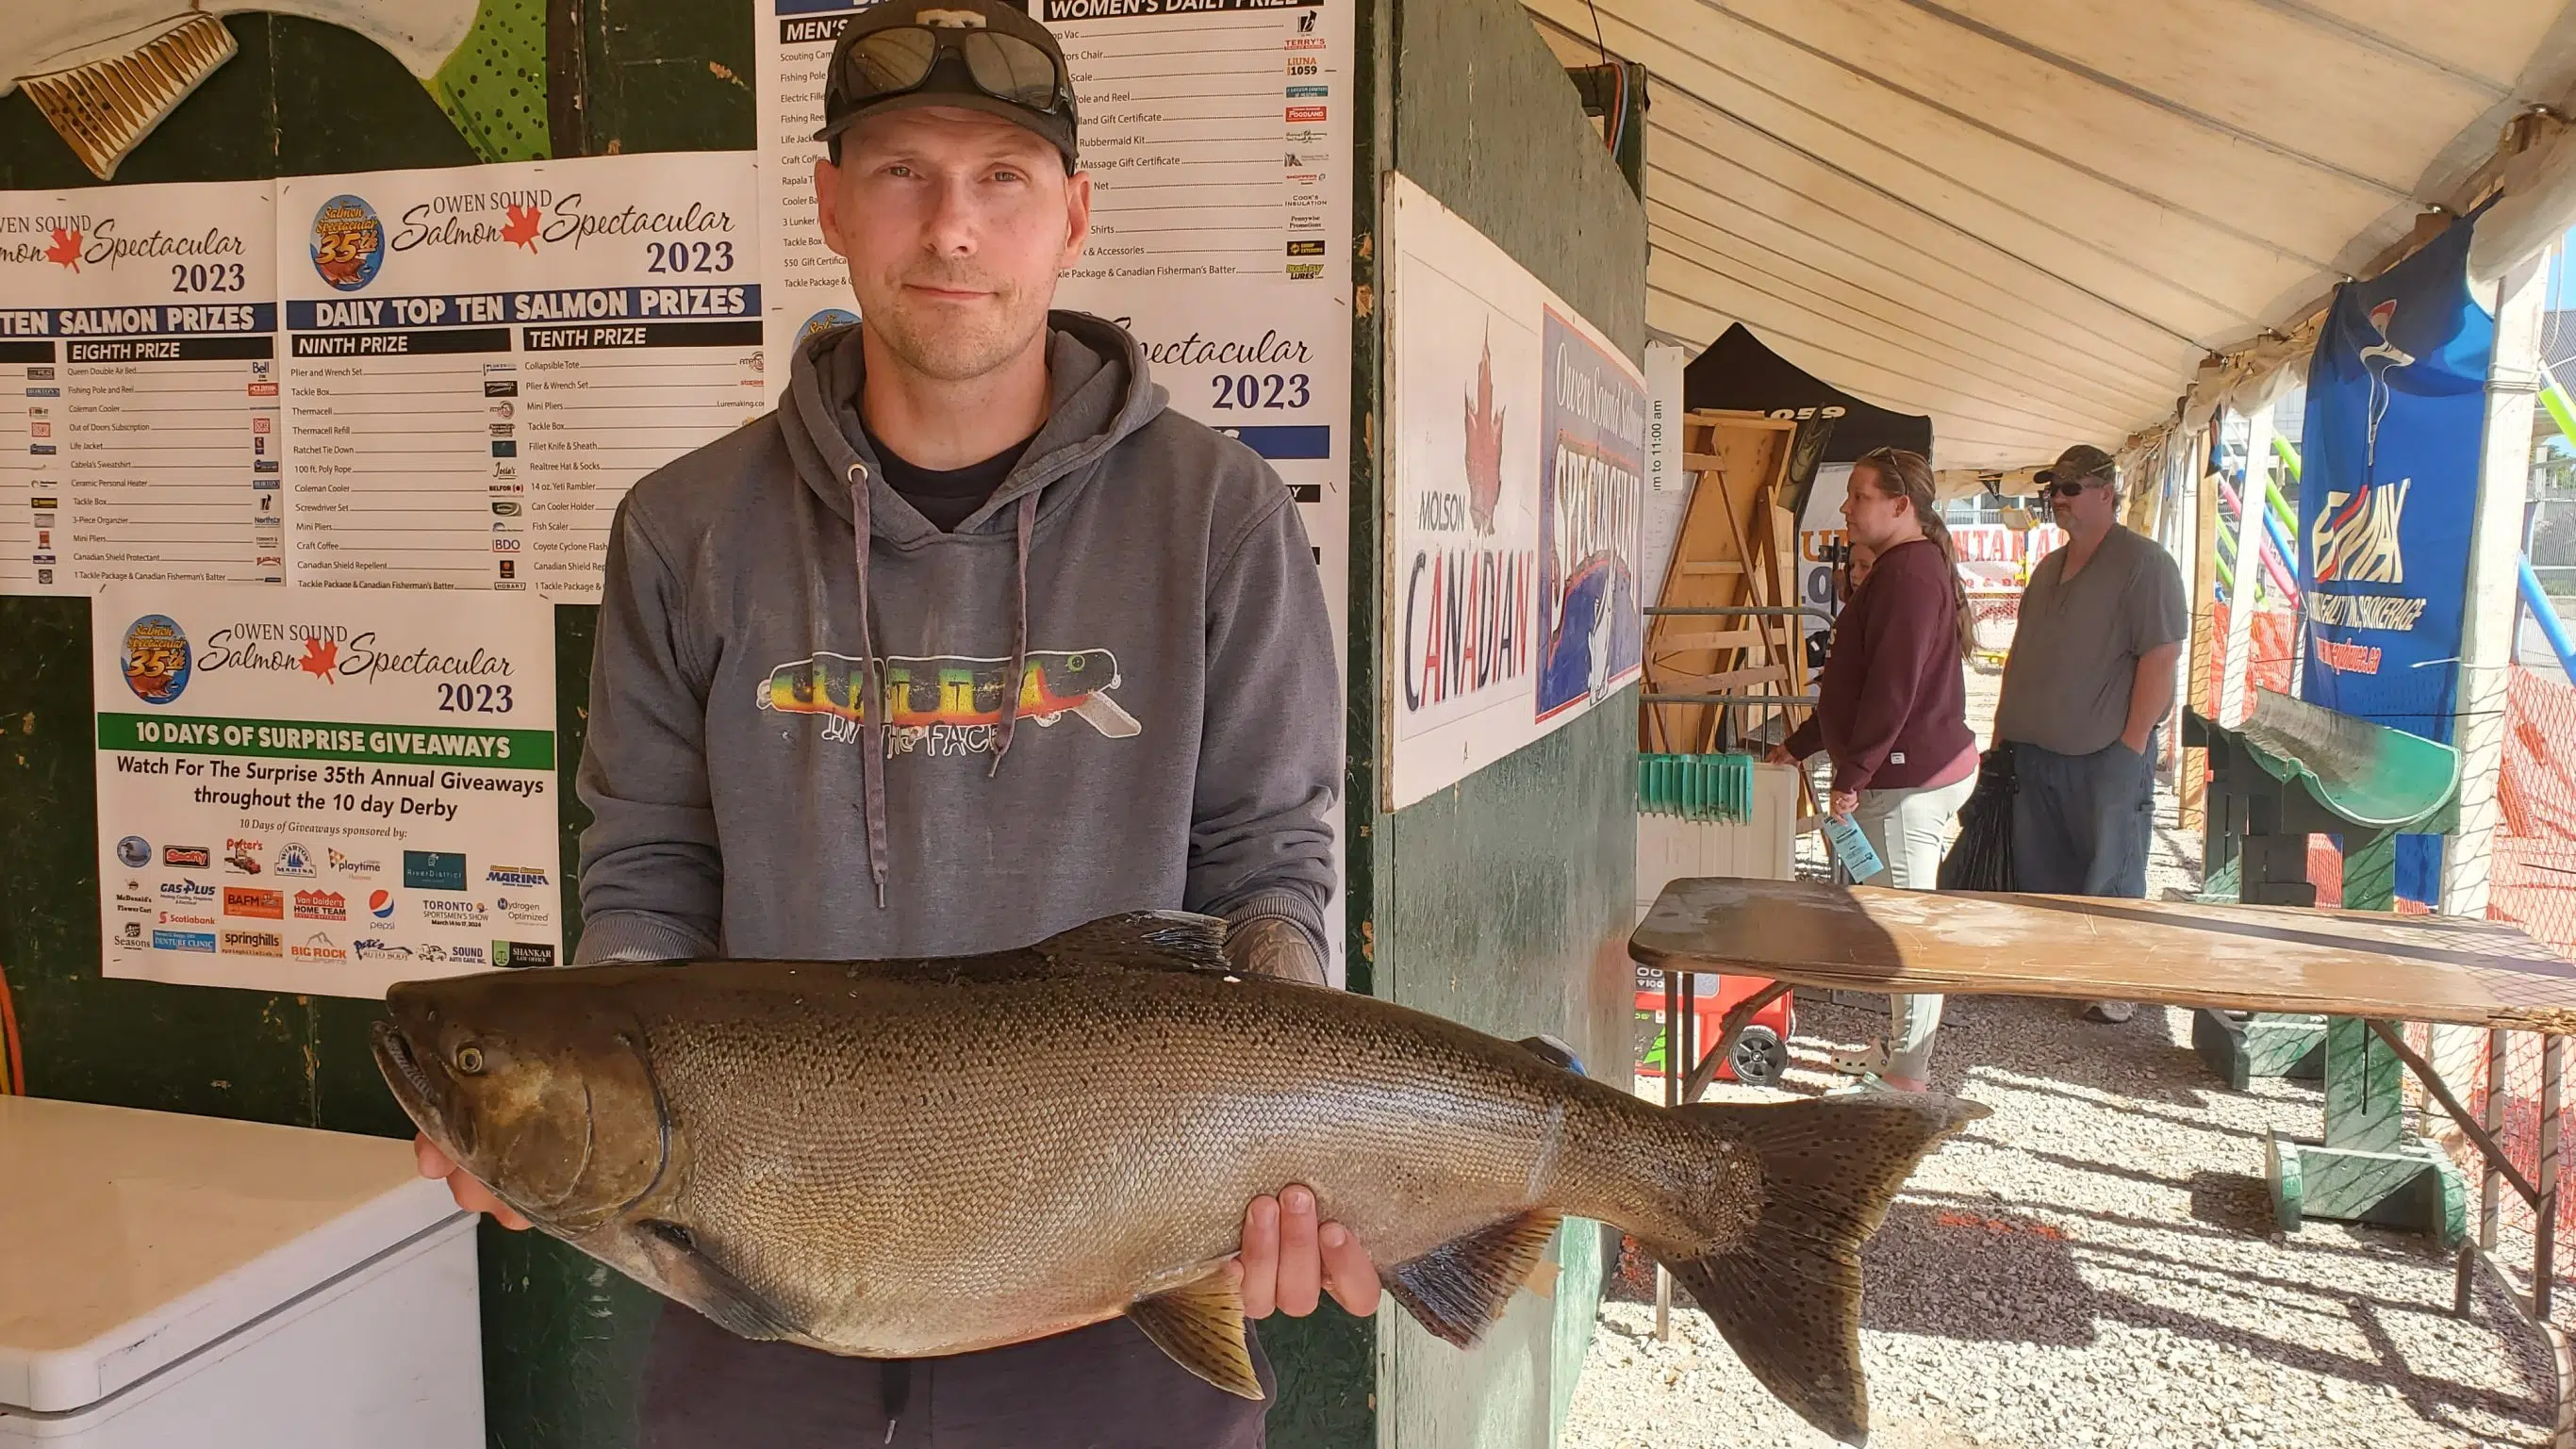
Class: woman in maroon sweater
1770,448,1976,1092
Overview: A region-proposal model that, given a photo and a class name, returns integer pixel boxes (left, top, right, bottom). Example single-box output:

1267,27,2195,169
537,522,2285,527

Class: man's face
2048,472,2118,533
814,106,1090,382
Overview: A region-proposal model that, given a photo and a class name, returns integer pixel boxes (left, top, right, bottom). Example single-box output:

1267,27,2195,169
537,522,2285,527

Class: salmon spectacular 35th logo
310,194,386,292
754,649,1142,756
122,615,191,704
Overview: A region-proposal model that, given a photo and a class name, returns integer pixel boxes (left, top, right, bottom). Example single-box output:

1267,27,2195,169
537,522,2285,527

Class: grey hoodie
571,312,1337,963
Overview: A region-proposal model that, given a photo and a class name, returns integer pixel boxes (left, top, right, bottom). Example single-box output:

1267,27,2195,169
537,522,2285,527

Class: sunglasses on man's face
2043,475,2107,500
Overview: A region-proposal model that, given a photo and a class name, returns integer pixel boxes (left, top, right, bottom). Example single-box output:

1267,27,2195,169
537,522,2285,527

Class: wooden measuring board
1633,876,2576,1033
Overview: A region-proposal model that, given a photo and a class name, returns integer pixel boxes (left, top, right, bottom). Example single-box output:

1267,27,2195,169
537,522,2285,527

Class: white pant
1851,771,1974,1080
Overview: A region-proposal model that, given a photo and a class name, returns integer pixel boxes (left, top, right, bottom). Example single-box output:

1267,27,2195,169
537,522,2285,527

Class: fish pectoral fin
636,1220,799,1342
1033,912,1230,974
1125,1274,1264,1400
1380,1210,1561,1348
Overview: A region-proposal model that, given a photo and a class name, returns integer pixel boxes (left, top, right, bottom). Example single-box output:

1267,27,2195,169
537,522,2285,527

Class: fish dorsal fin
1381,1209,1562,1347
1125,1272,1264,1399
1032,912,1230,974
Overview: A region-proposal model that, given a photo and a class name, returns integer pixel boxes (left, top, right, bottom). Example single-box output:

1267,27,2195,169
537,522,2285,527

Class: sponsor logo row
117,835,546,891
140,927,551,967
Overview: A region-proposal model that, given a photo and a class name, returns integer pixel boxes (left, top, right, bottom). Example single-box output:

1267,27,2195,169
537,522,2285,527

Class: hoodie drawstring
880,1358,911,1442
850,474,1037,898
988,492,1037,778
849,467,890,909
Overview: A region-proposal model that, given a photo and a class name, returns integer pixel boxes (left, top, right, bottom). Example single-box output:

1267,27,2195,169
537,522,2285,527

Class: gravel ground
1574,661,2562,1448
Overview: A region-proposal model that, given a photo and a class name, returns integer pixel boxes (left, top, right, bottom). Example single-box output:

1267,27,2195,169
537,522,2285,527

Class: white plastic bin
1635,758,1797,926
0,1095,482,1448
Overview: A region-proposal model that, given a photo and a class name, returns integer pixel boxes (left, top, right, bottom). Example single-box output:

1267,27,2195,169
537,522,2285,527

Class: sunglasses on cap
835,25,1069,117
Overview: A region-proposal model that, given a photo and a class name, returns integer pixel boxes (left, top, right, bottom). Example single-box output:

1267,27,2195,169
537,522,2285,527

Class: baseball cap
813,0,1080,170
2035,443,2116,487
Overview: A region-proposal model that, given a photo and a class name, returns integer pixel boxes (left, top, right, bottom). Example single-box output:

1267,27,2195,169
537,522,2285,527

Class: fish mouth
372,1019,449,1137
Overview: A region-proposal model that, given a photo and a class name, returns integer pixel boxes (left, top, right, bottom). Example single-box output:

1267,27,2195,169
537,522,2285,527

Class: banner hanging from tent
2296,212,2493,903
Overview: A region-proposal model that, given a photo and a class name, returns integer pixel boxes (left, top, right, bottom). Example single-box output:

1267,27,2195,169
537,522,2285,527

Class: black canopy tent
1682,323,1933,469
1676,324,1937,667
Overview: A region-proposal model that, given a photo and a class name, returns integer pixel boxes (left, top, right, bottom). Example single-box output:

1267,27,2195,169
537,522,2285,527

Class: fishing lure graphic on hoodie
755,648,1144,753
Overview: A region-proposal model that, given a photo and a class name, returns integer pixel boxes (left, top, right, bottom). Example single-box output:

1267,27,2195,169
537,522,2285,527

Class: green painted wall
0,9,740,1447
0,0,1636,1442
1346,0,1650,1441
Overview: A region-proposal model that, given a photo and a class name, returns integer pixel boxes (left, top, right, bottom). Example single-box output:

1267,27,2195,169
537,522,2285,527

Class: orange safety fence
2476,666,2576,1239
2199,601,2299,706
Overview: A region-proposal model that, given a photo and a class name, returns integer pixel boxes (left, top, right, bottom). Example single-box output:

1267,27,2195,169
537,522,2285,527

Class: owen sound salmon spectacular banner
93,581,562,997
1384,173,1643,809
2297,210,2493,902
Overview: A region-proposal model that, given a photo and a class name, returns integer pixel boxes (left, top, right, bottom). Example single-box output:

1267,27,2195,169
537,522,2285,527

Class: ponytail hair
1855,447,1975,663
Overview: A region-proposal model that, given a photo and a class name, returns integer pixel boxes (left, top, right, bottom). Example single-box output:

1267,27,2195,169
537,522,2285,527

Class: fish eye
454,1045,487,1075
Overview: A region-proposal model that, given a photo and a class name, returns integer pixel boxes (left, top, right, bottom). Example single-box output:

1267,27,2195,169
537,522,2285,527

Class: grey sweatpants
2008,736,2155,898
640,1304,1274,1448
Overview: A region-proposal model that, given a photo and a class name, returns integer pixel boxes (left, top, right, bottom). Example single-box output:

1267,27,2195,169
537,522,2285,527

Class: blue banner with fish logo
2296,211,2493,902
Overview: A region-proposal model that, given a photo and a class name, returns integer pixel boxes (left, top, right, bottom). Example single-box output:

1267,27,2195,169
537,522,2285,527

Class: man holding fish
390,3,1985,1443
415,0,1366,1440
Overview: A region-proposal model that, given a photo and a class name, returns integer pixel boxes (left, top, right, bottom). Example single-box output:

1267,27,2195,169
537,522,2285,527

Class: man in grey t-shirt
1994,444,2188,1023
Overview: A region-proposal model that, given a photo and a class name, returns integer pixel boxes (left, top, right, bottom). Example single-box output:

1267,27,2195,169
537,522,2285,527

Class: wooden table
1632,877,2576,1031
1632,876,2576,1447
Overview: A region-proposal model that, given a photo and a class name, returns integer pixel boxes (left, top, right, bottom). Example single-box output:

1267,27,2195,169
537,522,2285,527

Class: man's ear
1062,169,1093,269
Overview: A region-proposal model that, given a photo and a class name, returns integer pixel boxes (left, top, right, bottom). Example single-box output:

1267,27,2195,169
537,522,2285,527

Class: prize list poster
0,181,283,593
278,152,765,600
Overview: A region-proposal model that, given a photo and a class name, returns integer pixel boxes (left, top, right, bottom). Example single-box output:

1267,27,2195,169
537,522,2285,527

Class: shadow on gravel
1795,993,2236,1113
1856,1186,2550,1431
1856,1200,2096,1347
2185,1168,2277,1233
1860,1201,2544,1431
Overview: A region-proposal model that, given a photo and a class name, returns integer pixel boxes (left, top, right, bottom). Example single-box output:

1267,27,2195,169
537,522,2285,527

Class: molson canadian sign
1385,176,1643,808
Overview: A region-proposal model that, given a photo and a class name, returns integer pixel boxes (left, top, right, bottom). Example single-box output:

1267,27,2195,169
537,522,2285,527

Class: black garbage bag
1938,747,2018,891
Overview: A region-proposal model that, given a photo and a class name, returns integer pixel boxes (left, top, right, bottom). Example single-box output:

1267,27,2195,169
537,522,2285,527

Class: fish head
374,973,669,1236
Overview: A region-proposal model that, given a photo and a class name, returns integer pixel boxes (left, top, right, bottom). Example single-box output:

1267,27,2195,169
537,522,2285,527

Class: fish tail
1652,1094,1988,1447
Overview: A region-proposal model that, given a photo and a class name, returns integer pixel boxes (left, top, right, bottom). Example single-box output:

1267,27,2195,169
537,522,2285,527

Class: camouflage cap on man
2035,443,2117,487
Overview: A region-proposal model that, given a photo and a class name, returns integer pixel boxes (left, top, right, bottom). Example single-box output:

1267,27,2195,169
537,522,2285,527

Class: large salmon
372,912,1982,1442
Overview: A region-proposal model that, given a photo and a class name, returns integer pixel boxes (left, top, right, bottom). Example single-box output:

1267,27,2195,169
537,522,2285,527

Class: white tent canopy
1531,0,2576,470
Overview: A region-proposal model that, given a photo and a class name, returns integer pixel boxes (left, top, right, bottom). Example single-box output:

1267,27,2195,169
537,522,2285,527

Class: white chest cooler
0,1095,483,1447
